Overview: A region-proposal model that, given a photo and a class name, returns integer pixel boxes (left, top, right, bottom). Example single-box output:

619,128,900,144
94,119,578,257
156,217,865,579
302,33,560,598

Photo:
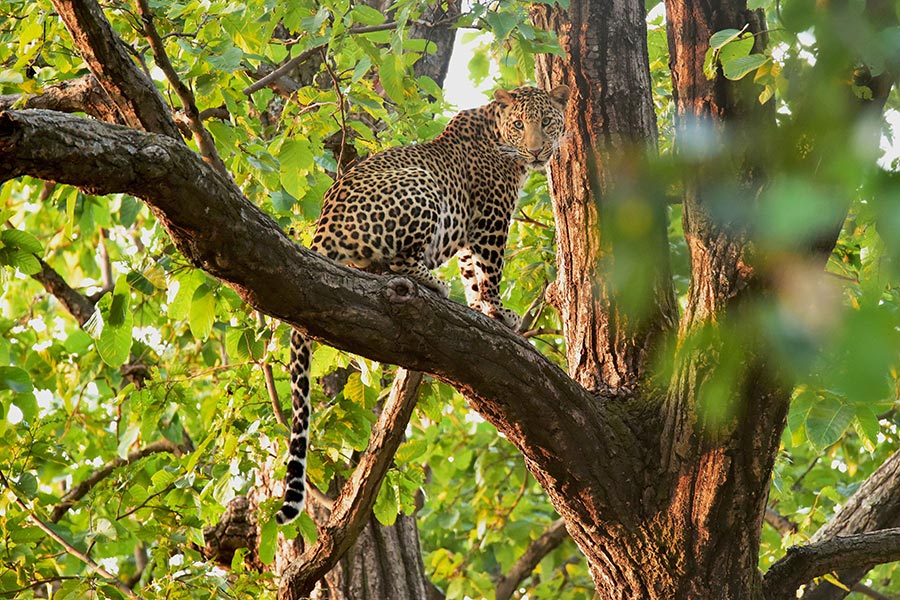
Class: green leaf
258,517,277,565
207,46,244,72
296,512,318,545
378,53,406,103
709,28,745,50
0,366,33,393
484,11,519,40
225,326,265,361
854,407,880,453
373,472,400,526
119,195,141,228
722,54,769,81
0,229,43,254
280,140,314,198
12,392,37,423
97,322,133,367
717,36,754,65
117,421,141,459
15,472,38,498
344,372,365,405
0,249,41,275
189,283,216,340
107,288,129,328
805,395,854,451
349,5,384,26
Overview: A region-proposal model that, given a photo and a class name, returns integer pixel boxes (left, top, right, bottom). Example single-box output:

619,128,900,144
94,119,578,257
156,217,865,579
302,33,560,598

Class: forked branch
763,528,900,600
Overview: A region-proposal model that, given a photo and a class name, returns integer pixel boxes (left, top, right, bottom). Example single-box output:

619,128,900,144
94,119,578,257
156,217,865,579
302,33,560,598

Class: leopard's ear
548,85,570,109
493,88,515,106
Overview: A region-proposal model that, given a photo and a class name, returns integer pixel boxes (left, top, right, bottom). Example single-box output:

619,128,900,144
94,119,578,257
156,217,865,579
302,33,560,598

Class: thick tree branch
279,369,422,598
763,528,900,600
51,439,182,523
495,518,569,600
0,74,121,122
0,110,628,525
49,0,182,138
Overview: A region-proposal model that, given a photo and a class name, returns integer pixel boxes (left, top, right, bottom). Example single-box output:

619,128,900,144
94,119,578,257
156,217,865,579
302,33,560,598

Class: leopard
275,84,570,524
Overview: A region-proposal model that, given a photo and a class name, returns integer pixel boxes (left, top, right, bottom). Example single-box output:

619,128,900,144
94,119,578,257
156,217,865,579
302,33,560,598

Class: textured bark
0,74,121,122
791,451,900,600
656,3,784,598
409,0,460,90
532,0,677,395
278,369,429,598
50,0,182,138
764,529,900,600
7,0,900,596
313,514,440,600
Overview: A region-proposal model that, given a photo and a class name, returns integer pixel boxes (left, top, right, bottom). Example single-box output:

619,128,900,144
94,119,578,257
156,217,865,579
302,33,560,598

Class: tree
1,0,900,599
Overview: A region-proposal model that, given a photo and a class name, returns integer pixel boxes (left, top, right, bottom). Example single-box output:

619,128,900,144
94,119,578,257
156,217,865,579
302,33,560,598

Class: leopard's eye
513,120,524,130
542,116,552,127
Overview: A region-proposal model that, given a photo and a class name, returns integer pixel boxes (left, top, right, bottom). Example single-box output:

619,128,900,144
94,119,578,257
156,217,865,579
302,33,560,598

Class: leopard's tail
275,328,312,524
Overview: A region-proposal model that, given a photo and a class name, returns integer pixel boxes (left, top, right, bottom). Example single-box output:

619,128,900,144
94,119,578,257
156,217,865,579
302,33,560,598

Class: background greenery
1,0,899,597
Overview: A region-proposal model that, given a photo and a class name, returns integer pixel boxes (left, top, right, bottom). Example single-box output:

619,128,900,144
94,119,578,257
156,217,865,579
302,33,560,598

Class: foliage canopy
1,0,899,597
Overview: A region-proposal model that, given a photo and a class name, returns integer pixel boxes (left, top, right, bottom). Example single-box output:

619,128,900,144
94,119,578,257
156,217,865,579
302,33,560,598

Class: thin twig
321,48,349,177
764,507,799,535
243,44,325,96
792,453,823,491
0,470,138,599
515,208,551,229
51,439,181,522
852,582,898,600
523,327,562,339
135,0,228,176
495,518,569,600
256,312,287,428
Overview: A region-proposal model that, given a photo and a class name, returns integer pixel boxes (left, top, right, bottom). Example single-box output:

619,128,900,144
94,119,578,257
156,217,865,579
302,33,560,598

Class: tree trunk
532,0,676,395
314,514,442,600
528,0,786,596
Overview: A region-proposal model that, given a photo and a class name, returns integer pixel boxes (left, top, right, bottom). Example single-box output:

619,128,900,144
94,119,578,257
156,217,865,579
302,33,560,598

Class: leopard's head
494,85,569,169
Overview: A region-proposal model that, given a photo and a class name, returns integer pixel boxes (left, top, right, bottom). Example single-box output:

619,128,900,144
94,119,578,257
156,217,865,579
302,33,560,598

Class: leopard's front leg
458,241,521,331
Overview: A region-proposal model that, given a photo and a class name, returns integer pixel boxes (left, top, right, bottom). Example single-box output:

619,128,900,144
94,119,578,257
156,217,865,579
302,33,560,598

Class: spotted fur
275,85,570,524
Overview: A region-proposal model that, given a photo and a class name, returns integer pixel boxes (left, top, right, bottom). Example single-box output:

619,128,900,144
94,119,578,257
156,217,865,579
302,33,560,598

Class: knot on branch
384,276,419,304
202,495,262,570
137,143,170,177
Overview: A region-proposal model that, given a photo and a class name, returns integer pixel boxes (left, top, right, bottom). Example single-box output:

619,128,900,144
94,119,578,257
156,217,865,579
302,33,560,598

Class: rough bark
409,0,460,90
532,0,677,395
789,450,900,600
0,74,121,122
764,529,900,600
49,0,182,138
314,513,440,600
657,3,787,597
6,0,900,596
